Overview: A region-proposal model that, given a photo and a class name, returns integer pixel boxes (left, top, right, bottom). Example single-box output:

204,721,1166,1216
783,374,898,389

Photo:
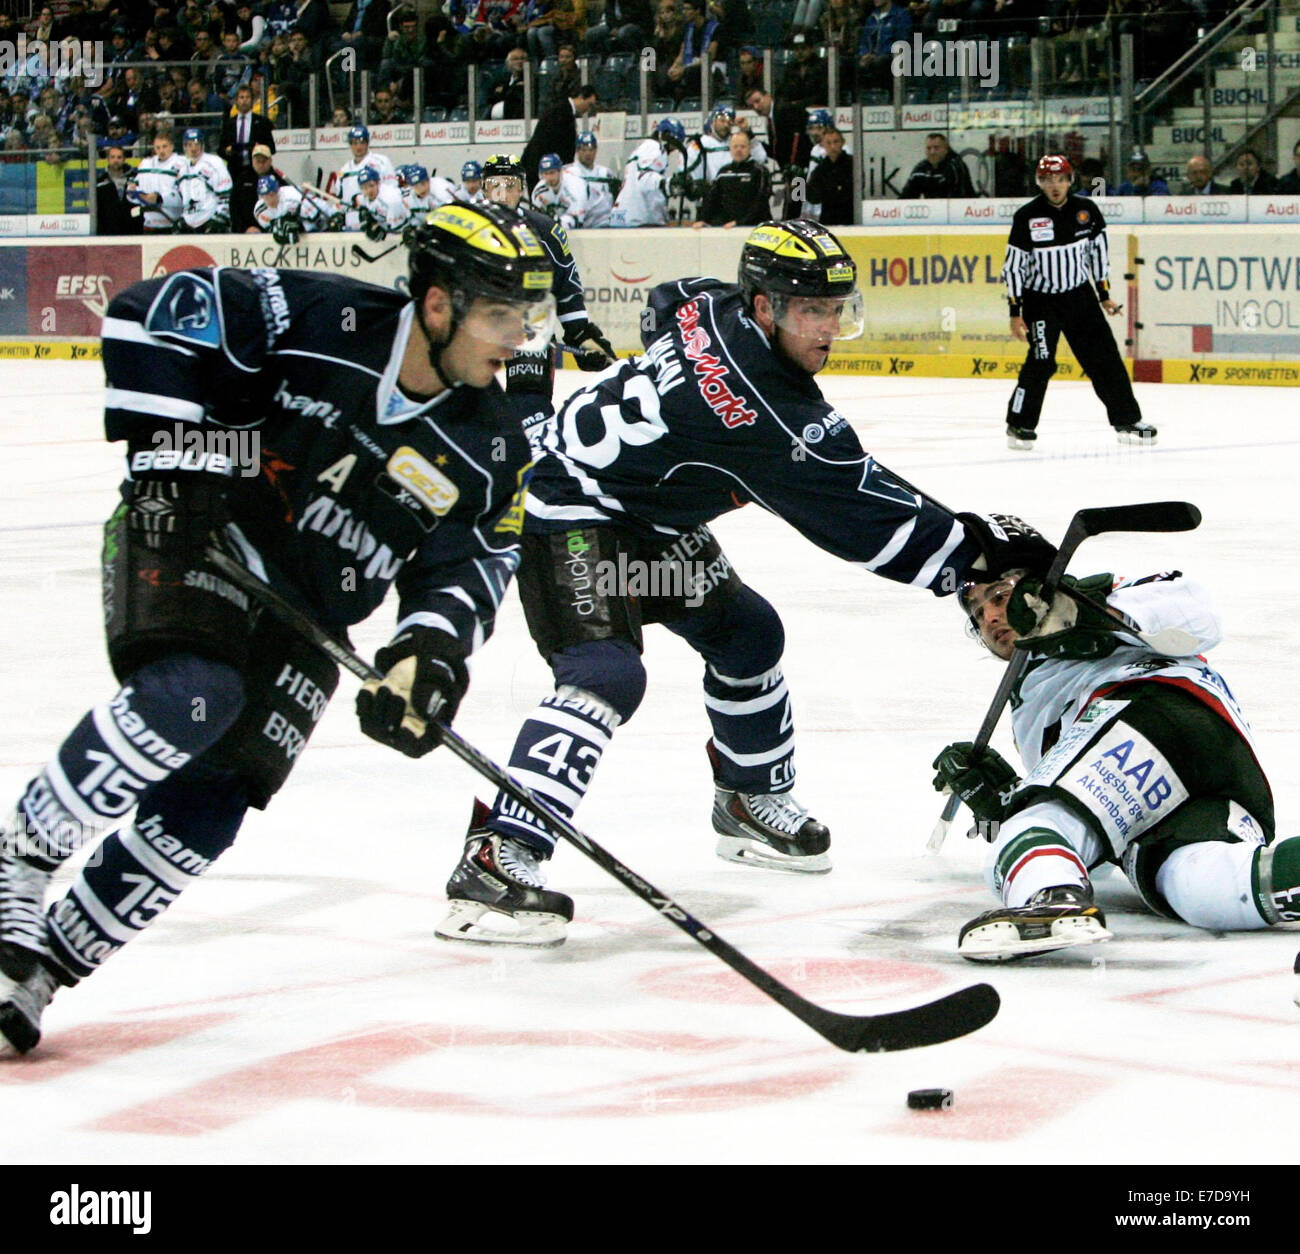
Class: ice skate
0,963,58,1055
1114,422,1157,447
0,806,52,993
435,802,574,947
1006,424,1037,451
958,884,1110,962
710,759,831,874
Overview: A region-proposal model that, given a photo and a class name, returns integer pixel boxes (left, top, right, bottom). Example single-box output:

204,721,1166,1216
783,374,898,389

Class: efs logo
55,274,114,318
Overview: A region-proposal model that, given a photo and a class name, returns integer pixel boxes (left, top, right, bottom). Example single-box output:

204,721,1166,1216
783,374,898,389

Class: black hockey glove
271,214,301,245
356,626,469,758
1008,572,1123,660
563,320,616,371
363,217,389,242
932,741,1020,835
326,211,346,232
958,512,1056,582
122,478,231,553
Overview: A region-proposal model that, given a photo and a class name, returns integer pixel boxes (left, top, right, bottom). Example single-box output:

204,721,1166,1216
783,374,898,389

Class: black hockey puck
907,1088,954,1111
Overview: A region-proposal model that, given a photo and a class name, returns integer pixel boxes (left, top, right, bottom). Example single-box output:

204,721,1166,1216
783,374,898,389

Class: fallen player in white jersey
933,568,1300,962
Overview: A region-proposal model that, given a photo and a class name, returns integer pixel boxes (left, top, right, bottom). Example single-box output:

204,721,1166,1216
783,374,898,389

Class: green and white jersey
132,151,185,229
1010,573,1257,771
178,152,232,229
564,160,618,228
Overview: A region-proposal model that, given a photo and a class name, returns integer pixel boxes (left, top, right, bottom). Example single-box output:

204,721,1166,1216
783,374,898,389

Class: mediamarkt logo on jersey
675,299,756,428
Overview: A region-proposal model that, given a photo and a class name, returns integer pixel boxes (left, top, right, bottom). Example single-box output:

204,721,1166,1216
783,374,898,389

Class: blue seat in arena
422,107,447,122
449,106,469,121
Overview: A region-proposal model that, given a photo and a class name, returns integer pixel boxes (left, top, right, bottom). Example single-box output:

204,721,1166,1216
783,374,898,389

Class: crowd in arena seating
0,0,1284,235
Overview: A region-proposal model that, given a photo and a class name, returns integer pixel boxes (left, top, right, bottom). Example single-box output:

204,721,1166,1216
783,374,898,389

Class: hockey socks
487,686,621,855
1256,836,1300,924
702,662,795,793
991,827,1090,907
46,771,250,982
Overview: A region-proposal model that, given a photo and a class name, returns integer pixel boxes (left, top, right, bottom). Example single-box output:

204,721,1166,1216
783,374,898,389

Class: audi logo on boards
903,204,931,219
1199,201,1231,217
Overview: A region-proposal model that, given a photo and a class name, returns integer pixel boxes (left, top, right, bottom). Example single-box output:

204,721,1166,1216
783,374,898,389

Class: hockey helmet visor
739,220,864,340
956,569,1027,650
482,152,526,204
409,202,557,352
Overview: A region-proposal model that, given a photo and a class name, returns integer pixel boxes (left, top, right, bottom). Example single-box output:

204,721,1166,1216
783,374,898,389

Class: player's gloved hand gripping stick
927,501,1203,853
207,547,1002,1055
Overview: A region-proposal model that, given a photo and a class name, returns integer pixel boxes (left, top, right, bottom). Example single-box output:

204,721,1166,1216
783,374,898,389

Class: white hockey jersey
454,184,487,205
254,183,303,231
177,152,232,230
565,160,617,228
132,151,186,230
610,139,671,227
531,170,588,230
1010,573,1257,772
336,153,397,229
403,176,458,215
356,183,411,234
687,130,769,185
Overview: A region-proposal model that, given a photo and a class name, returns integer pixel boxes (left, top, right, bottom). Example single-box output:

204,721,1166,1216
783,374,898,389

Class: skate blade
714,834,832,875
434,900,568,948
959,916,1112,963
0,1001,41,1055
1007,436,1036,451
1116,431,1157,447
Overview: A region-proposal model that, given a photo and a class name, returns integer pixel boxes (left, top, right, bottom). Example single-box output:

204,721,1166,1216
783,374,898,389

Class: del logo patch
387,447,459,515
1029,215,1053,242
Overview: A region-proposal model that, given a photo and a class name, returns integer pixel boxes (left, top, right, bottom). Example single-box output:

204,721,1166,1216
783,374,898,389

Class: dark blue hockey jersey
523,278,981,593
102,267,530,648
520,204,588,335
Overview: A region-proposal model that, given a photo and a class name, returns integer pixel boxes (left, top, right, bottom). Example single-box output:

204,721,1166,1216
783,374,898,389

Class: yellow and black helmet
738,219,858,308
406,200,551,307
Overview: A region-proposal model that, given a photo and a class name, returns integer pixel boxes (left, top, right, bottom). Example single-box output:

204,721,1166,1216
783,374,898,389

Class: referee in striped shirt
1001,155,1155,450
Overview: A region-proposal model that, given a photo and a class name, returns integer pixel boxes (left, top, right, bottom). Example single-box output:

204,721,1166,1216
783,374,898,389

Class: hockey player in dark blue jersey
434,217,1057,948
480,153,616,428
0,201,554,1054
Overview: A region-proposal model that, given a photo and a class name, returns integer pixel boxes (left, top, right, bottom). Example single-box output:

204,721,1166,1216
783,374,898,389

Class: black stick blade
810,982,1001,1053
1079,501,1201,538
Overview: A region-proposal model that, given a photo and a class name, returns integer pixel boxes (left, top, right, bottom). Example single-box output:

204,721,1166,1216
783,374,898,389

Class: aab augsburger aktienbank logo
151,244,218,277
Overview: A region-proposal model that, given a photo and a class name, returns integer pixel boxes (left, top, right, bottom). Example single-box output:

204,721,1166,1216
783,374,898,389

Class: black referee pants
1007,286,1142,430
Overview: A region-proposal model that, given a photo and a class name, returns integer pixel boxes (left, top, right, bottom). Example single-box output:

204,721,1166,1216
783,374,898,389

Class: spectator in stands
192,27,221,77
1115,152,1169,196
519,0,558,60
157,19,195,62
99,114,138,152
781,31,829,109
549,42,583,102
693,129,770,226
279,29,319,121
2,131,26,165
651,1,685,98
380,10,428,101
213,28,253,100
34,6,58,44
735,44,763,100
332,104,354,126
341,0,392,72
1276,141,1300,194
716,0,754,41
805,123,853,222
487,45,530,119
1178,154,1228,195
96,143,144,234
899,132,974,198
265,0,300,41
858,0,912,90
666,0,723,102
107,23,142,71
234,1,267,51
522,83,598,184
184,76,225,131
369,86,409,124
1073,155,1107,197
1230,148,1279,195
585,0,654,56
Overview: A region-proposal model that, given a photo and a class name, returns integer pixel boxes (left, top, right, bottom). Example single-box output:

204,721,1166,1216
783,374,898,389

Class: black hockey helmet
406,200,552,308
481,152,526,187
738,219,864,339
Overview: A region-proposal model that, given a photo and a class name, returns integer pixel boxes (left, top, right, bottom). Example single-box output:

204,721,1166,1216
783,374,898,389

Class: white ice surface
1,363,1297,1166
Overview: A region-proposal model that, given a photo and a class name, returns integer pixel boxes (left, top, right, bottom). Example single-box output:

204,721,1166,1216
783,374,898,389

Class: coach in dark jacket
96,145,143,235
695,133,771,226
899,133,975,198
219,84,276,177
522,85,598,187
806,128,854,225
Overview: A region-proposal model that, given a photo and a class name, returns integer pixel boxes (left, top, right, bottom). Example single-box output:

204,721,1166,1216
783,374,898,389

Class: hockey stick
206,547,1000,1053
926,501,1202,853
350,240,401,263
